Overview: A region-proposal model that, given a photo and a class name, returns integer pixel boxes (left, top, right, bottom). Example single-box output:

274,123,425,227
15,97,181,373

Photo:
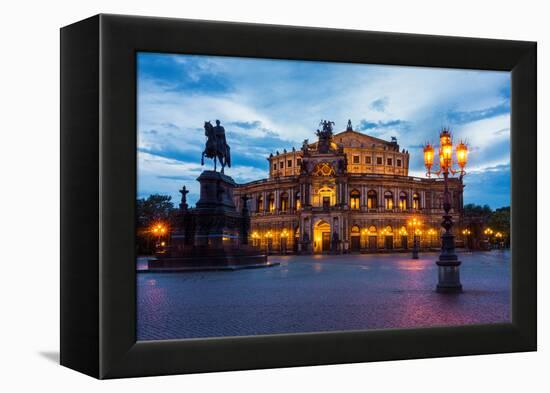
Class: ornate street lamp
424,128,468,293
408,218,422,259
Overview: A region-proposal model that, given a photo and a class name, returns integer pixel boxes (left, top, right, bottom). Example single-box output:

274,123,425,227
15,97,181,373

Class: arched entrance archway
382,225,394,250
367,225,378,250
313,220,331,253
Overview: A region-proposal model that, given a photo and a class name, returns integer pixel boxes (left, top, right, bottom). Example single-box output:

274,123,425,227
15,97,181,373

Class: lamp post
427,228,436,248
281,228,289,254
462,228,471,250
495,231,503,249
484,227,494,249
151,223,167,251
251,231,260,247
408,218,421,259
265,230,273,254
424,128,468,293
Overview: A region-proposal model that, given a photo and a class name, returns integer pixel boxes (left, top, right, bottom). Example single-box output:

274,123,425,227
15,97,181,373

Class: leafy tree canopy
137,194,176,228
463,203,492,217
487,206,510,235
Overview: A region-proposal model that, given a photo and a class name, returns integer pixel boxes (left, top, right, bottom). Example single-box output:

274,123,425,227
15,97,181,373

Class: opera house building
233,121,463,254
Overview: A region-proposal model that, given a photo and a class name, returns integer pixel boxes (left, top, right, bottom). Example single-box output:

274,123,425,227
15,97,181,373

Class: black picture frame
60,14,536,379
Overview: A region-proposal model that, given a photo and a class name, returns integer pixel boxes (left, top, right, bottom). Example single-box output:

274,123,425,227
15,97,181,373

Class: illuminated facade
234,120,464,254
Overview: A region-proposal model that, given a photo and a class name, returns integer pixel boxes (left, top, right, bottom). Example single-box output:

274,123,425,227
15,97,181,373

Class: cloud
369,97,389,112
228,120,262,129
463,164,510,209
445,103,510,125
138,151,268,206
357,119,408,130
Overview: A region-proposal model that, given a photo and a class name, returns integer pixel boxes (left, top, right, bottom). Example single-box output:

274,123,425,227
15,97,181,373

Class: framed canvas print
60,14,536,379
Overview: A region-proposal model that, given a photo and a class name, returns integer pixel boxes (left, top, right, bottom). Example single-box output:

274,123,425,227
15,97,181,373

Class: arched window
399,191,408,210
413,192,421,210
367,190,377,209
257,195,264,212
318,186,334,209
295,191,301,210
384,191,394,209
350,189,360,209
280,192,289,212
268,193,275,212
351,225,360,233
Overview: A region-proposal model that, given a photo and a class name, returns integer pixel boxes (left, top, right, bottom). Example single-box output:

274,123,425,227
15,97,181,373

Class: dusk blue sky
137,52,511,209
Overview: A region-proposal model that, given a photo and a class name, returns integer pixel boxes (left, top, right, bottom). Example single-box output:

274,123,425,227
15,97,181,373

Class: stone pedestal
149,170,271,271
436,232,462,293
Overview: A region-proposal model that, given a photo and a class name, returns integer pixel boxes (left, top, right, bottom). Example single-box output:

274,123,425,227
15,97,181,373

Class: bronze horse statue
201,120,231,173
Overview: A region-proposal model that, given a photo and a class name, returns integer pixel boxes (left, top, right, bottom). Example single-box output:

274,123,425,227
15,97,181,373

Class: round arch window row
255,189,422,212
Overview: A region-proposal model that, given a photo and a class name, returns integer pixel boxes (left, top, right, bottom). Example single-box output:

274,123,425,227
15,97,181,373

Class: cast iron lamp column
424,128,468,293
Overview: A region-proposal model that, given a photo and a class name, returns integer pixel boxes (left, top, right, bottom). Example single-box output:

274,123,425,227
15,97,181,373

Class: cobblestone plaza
137,251,510,341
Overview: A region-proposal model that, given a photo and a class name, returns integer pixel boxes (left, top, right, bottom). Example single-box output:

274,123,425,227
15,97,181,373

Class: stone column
343,182,348,206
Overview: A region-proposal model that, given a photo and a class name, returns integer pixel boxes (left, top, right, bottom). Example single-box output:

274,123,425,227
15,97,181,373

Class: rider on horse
201,119,231,173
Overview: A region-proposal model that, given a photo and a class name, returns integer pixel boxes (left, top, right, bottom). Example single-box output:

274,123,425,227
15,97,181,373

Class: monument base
148,246,273,271
436,260,463,293
148,169,269,271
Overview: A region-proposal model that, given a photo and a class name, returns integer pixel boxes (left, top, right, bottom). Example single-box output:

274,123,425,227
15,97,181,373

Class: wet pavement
137,250,510,340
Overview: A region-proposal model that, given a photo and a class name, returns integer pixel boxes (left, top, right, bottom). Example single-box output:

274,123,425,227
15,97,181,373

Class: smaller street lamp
265,230,273,254
462,228,471,250
280,228,289,254
495,231,503,249
251,231,260,247
427,228,437,248
484,227,494,249
399,227,407,250
408,218,422,259
151,223,168,251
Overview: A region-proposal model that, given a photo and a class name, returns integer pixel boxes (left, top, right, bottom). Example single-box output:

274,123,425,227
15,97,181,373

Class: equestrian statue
201,119,231,173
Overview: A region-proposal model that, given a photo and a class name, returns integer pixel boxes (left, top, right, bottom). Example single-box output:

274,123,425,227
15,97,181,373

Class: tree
463,203,492,219
487,206,510,235
136,194,176,255
136,194,176,228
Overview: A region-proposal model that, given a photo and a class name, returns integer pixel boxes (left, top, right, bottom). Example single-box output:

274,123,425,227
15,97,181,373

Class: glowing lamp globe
423,143,434,173
456,141,468,169
439,129,453,170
